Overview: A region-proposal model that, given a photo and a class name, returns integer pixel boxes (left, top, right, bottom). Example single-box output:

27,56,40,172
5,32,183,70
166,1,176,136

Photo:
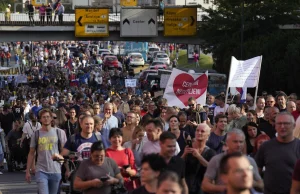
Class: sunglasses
188,104,195,107
53,116,57,119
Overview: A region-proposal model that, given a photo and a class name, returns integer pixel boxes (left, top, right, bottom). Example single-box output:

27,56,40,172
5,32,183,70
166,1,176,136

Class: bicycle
53,153,82,194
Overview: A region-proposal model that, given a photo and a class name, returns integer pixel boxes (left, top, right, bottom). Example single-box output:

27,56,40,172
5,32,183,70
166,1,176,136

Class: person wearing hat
5,4,11,23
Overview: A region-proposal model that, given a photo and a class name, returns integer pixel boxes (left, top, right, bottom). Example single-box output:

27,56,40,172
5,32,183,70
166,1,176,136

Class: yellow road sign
75,8,109,37
120,0,138,6
164,7,197,36
31,0,48,7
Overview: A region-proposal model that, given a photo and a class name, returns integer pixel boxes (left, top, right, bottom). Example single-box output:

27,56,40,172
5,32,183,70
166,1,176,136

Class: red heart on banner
173,73,208,106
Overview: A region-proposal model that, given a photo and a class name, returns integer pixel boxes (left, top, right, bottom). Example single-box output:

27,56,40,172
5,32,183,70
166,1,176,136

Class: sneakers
0,171,3,175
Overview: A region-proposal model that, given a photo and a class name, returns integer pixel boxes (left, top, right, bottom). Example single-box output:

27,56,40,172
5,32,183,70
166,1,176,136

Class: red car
103,56,119,69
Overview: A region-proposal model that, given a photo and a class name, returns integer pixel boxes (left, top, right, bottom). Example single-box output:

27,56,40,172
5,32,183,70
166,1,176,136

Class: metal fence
0,11,206,25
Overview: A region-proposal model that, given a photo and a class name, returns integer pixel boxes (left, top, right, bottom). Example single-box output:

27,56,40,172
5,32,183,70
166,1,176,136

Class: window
203,0,209,4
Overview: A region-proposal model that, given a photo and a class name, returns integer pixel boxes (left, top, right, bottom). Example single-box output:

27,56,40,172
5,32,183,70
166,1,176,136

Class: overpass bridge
0,10,205,44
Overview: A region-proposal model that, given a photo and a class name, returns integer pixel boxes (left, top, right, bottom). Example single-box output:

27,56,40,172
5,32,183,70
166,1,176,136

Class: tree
199,0,300,94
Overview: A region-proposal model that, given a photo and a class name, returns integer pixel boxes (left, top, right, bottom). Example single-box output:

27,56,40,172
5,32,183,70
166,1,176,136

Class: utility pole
240,0,244,59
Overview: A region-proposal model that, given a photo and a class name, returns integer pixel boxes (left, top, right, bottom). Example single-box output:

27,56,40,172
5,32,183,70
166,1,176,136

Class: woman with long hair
242,122,262,155
55,109,67,129
123,126,146,169
251,133,270,158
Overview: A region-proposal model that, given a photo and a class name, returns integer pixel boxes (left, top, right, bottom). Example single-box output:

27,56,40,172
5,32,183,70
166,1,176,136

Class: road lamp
240,0,244,59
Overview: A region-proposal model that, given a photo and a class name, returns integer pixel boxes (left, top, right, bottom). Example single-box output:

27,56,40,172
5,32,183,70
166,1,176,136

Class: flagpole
224,56,234,113
253,55,263,106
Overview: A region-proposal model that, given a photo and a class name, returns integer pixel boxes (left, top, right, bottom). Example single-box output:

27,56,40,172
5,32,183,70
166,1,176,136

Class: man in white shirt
142,119,180,156
214,95,229,117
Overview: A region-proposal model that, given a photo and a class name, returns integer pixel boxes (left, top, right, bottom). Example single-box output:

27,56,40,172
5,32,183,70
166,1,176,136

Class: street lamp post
240,0,244,59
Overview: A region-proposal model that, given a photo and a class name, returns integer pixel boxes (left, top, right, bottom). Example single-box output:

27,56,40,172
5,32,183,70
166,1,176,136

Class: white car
128,52,145,66
154,53,170,65
98,49,111,55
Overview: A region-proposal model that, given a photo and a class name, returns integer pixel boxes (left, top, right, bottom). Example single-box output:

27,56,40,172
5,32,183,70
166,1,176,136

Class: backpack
69,132,102,152
34,128,62,162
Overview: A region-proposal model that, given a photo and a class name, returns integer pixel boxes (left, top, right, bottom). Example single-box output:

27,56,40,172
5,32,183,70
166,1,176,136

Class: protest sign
163,68,208,108
125,79,137,87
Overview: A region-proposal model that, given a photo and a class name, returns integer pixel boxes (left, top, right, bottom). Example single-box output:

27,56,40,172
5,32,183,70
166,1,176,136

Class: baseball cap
8,4,11,7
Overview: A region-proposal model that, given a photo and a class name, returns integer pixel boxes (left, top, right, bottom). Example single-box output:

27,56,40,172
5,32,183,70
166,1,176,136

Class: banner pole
224,56,234,113
253,55,263,105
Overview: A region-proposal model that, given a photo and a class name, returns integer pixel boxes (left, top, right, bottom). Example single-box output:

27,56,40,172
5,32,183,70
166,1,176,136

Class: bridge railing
0,12,205,26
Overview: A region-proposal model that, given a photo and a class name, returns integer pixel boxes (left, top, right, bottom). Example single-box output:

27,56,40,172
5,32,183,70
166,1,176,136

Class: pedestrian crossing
0,181,38,194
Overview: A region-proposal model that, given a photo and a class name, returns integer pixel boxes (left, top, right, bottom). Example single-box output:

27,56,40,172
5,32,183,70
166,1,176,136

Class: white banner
163,68,208,108
160,74,170,89
228,56,262,88
125,79,137,88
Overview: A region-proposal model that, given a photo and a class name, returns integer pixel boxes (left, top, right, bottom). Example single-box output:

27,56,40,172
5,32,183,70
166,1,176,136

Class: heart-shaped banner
173,73,208,106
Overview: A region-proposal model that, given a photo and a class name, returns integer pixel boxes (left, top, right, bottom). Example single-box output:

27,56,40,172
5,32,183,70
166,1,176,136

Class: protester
220,152,262,194
256,112,300,194
74,141,123,194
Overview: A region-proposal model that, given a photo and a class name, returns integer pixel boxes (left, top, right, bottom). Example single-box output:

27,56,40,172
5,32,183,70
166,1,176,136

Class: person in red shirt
106,128,137,191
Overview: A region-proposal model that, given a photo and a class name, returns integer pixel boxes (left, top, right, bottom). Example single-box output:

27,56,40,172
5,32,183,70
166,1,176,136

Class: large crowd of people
0,40,300,194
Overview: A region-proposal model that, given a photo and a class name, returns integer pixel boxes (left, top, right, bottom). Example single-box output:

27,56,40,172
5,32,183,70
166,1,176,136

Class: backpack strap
70,134,76,152
35,130,40,162
56,128,62,154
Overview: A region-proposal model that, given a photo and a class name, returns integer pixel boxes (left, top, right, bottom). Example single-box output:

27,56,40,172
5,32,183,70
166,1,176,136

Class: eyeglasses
275,122,292,126
232,165,253,174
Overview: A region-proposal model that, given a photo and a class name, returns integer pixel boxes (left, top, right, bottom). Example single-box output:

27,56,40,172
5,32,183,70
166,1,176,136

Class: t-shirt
293,159,300,181
0,112,15,135
30,128,67,173
76,158,120,194
206,132,226,154
205,152,262,194
255,138,300,194
131,186,155,194
64,133,100,160
99,114,118,148
214,104,229,117
22,121,41,139
105,148,136,185
258,122,276,138
185,147,216,193
166,156,186,179
141,140,181,156
12,105,24,119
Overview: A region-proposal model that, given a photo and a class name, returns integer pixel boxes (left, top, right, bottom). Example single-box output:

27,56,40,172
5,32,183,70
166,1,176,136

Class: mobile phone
100,176,109,182
123,165,130,169
187,140,193,148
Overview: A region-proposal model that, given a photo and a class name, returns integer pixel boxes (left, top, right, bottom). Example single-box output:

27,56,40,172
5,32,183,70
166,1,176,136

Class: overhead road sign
31,0,47,7
75,8,109,37
121,8,158,37
164,7,197,36
120,0,138,6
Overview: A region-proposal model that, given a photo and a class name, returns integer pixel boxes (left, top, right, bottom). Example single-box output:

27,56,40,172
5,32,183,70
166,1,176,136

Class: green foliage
200,0,300,93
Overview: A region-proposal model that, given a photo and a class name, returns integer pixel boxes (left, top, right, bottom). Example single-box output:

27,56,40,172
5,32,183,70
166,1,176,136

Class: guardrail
0,12,206,26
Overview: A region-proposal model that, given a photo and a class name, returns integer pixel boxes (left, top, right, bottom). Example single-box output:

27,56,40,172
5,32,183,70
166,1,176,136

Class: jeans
35,171,61,194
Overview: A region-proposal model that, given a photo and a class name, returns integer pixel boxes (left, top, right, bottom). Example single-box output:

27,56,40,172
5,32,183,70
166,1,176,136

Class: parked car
103,56,120,69
154,53,170,65
128,52,145,66
101,52,114,59
150,61,167,69
98,49,111,55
